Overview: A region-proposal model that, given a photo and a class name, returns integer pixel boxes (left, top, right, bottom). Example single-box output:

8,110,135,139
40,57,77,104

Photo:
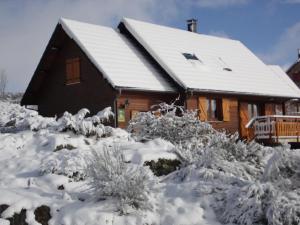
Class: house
21,18,300,141
286,50,300,114
21,18,179,127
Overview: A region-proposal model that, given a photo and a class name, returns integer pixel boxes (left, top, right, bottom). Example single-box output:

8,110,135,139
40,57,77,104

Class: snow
59,18,175,93
1,101,299,225
122,18,300,98
0,101,220,225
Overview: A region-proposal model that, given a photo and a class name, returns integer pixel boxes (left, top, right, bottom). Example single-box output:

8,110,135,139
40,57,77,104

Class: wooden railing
246,115,300,142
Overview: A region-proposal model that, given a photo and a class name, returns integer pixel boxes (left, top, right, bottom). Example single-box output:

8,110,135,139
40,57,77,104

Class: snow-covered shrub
0,104,115,138
87,145,154,213
174,132,268,181
220,182,275,225
263,147,300,190
41,148,90,181
0,102,55,132
57,107,114,138
217,148,300,225
128,102,213,144
220,181,300,225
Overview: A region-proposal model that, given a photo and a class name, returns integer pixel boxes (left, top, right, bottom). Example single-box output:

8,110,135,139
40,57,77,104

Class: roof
268,65,300,95
59,18,176,92
287,59,300,76
122,18,300,98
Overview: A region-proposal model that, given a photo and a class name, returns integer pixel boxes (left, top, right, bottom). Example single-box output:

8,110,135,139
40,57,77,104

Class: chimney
298,49,300,60
187,19,197,33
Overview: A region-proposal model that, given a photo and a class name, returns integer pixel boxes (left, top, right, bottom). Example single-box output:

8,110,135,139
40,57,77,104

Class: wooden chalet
286,51,300,115
21,18,300,143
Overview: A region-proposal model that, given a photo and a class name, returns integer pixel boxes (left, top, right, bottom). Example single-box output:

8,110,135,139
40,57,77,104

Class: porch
245,115,300,145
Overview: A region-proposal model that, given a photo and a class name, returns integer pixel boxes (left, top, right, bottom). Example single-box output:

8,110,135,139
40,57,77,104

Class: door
239,102,249,138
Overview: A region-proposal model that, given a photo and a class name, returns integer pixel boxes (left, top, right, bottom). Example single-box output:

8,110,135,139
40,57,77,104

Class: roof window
218,57,232,72
223,68,232,72
182,53,199,60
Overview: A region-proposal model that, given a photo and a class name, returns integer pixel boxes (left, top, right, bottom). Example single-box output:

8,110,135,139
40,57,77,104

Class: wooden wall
186,96,239,134
186,94,286,138
37,32,116,123
117,91,178,128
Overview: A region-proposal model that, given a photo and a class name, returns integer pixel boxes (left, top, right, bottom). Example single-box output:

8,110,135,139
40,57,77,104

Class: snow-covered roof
59,18,176,92
268,65,300,95
122,18,300,98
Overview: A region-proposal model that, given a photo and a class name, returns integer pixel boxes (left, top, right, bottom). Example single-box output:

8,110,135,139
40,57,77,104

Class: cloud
0,0,254,92
0,0,180,92
258,21,300,68
191,0,250,8
280,0,300,3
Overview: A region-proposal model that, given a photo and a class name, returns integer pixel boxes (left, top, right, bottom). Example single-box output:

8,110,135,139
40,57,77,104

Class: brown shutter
222,98,230,122
239,102,249,138
66,60,73,81
265,103,274,115
198,97,207,121
66,58,80,84
73,58,80,81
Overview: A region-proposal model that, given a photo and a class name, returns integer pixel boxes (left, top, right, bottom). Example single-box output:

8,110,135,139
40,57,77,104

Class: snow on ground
0,101,220,225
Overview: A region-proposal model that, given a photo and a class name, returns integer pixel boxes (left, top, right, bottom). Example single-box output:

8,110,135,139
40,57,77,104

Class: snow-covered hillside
0,101,299,225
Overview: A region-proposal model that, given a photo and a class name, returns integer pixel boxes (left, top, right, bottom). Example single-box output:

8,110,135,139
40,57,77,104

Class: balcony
246,115,300,144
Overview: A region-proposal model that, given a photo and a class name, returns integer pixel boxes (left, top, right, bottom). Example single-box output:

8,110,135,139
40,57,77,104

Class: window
182,53,200,61
66,58,80,84
206,98,223,121
248,103,261,118
218,57,233,72
275,104,283,115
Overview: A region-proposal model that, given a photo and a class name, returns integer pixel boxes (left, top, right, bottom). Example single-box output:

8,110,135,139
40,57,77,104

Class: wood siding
37,32,116,124
239,102,249,138
117,92,178,128
186,95,239,134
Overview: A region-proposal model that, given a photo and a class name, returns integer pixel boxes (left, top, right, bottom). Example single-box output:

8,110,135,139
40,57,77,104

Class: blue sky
0,0,300,92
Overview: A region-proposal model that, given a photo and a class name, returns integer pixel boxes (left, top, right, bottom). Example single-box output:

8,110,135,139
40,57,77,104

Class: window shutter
73,58,80,80
265,103,274,115
222,98,230,122
198,97,207,121
66,58,80,84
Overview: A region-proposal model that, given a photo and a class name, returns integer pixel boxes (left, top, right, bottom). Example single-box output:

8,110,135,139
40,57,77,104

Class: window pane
253,104,258,117
275,104,283,115
248,104,252,118
211,99,216,118
182,53,199,60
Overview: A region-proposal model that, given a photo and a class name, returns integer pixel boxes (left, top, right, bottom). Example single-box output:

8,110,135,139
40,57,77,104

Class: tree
0,70,7,97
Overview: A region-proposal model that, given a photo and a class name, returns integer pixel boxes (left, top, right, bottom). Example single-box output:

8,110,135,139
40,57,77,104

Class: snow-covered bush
87,145,154,213
263,146,300,190
128,102,213,144
56,107,114,138
220,181,300,225
0,102,56,132
174,132,268,181
217,148,300,225
41,148,90,181
0,103,115,138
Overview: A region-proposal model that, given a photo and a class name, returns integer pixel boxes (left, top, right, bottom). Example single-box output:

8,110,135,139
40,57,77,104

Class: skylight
218,57,233,72
182,53,199,60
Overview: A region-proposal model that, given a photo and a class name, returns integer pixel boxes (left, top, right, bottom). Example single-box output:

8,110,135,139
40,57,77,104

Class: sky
0,0,300,92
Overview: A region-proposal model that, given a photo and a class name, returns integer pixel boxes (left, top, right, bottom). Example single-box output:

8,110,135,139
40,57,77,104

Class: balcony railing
245,115,300,143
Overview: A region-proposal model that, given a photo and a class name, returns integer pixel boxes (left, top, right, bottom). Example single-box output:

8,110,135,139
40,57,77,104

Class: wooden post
275,118,279,144
268,117,272,143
